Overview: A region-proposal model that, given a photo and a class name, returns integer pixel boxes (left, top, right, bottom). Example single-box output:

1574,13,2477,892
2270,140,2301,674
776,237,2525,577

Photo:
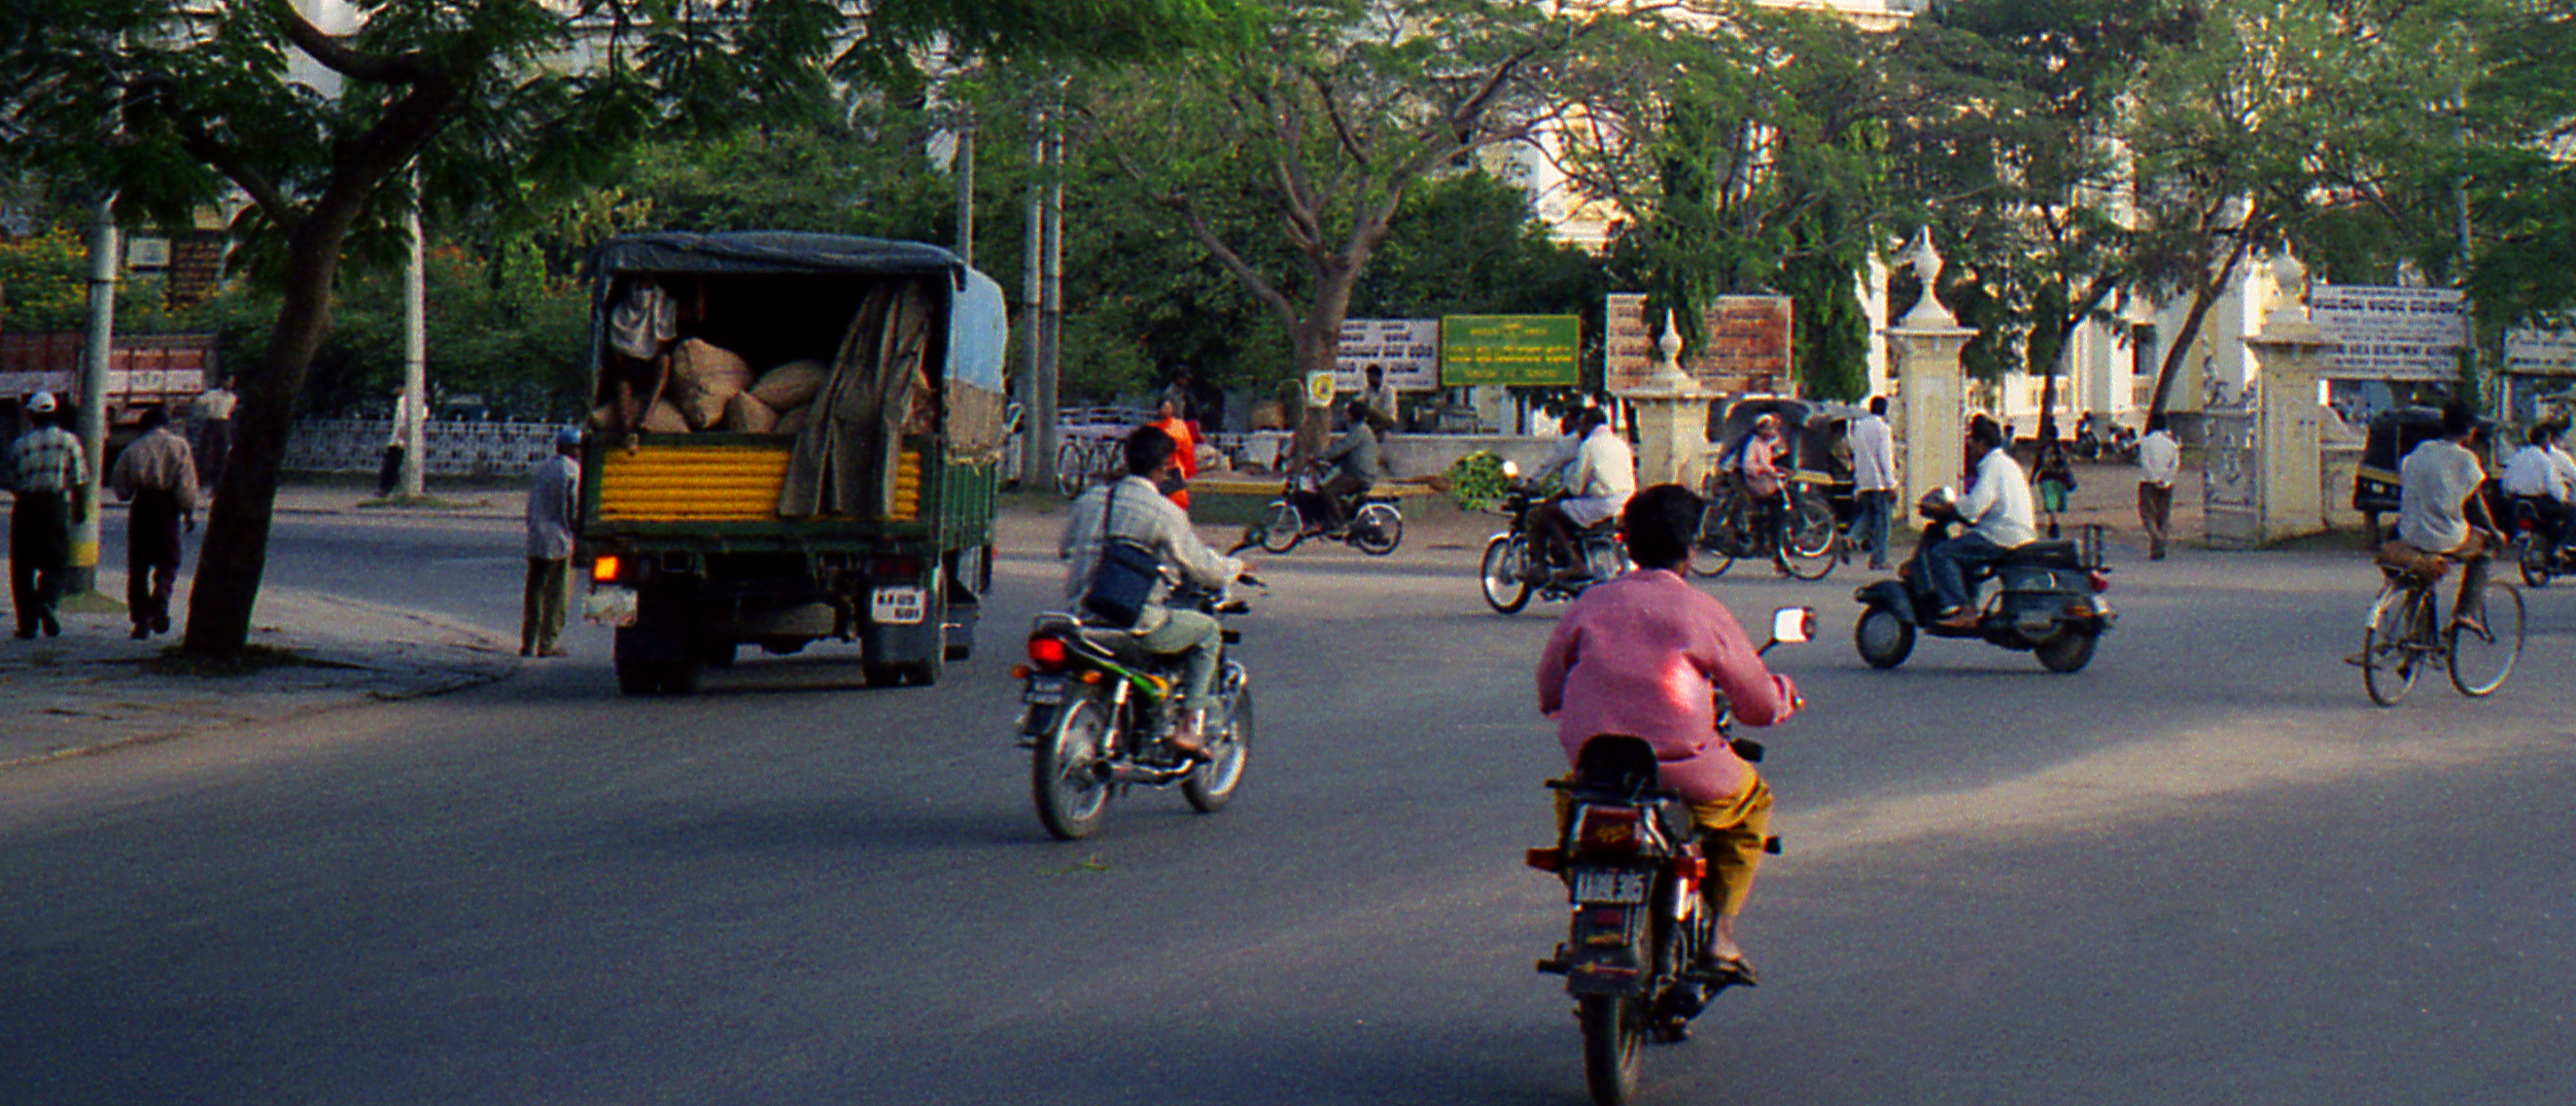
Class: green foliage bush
1445,450,1514,512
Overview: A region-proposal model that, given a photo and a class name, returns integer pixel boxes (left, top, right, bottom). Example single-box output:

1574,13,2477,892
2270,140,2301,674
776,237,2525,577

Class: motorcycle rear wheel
2033,627,2099,673
1185,675,1252,812
1351,502,1403,555
1579,995,1646,1106
1481,536,1534,614
1032,697,1115,840
2519,536,2553,588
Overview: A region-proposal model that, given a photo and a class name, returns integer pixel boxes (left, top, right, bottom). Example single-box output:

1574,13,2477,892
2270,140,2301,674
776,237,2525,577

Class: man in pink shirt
1537,483,1801,977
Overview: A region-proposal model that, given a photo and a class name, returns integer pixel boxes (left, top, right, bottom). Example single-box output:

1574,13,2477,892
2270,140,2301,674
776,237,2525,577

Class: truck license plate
582,588,639,628
1570,869,1651,905
872,585,926,625
1025,676,1068,706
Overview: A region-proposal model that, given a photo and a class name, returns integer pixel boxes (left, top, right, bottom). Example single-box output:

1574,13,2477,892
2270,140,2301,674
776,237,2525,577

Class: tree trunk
182,223,346,656
1286,262,1361,466
2144,239,2252,422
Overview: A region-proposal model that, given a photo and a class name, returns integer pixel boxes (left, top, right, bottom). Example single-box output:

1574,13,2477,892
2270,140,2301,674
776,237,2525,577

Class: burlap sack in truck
749,359,828,411
776,401,814,437
641,397,691,434
726,391,781,433
670,338,756,430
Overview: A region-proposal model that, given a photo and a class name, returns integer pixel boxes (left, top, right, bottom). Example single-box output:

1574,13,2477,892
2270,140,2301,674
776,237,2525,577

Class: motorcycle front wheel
1481,536,1534,614
1579,995,1646,1106
1185,674,1252,812
1854,605,1915,670
1032,697,1115,840
1351,502,1404,555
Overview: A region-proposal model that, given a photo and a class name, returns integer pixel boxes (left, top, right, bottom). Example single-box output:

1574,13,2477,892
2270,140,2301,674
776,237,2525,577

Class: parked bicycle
2354,550,2524,706
1054,434,1126,499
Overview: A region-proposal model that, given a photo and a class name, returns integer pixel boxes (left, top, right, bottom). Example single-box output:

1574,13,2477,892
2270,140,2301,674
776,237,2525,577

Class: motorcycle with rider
1026,425,1260,839
1525,484,1808,1106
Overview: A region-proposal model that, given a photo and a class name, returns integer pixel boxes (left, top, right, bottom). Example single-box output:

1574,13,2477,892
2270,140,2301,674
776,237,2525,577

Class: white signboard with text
2507,326,2576,376
2313,284,2467,381
1333,319,1440,392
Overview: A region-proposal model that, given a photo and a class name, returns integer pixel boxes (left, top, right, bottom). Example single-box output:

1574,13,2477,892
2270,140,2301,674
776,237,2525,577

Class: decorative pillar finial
1897,227,1956,328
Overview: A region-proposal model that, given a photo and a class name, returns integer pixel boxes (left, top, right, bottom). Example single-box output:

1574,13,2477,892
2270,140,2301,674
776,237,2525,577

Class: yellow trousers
1554,771,1774,916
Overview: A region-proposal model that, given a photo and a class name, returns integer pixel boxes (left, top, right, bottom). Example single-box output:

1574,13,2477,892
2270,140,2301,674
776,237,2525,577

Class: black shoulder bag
1082,482,1164,628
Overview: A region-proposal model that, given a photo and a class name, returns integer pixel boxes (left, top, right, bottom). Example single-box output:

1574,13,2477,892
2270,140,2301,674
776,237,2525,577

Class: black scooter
1852,508,2115,674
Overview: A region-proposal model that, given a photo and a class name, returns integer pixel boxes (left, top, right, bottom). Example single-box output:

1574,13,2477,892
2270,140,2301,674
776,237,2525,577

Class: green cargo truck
574,232,1009,695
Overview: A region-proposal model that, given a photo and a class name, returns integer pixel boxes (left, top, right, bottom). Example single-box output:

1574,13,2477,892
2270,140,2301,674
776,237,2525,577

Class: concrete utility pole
1020,105,1051,492
69,198,118,597
400,198,427,498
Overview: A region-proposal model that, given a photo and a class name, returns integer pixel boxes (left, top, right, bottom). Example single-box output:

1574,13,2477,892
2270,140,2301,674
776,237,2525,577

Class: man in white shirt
1847,397,1897,570
2394,400,2498,615
2500,422,2573,554
1925,417,2037,630
2135,413,2180,560
1531,407,1636,576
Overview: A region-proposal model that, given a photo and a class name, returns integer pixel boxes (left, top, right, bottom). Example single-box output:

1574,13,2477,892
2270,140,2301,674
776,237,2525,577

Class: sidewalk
2,483,522,770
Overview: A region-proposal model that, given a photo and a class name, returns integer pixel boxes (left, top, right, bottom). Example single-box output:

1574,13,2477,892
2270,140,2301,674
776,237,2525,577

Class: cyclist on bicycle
2390,399,2502,615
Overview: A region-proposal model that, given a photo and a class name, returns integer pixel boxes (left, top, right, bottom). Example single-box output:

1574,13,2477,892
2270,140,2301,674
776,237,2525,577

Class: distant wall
285,419,563,477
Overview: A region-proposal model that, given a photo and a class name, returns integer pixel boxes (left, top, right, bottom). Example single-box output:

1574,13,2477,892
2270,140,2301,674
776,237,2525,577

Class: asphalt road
5,504,2572,1105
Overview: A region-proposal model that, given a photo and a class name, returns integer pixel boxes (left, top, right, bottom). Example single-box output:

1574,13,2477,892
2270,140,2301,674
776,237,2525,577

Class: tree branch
265,0,444,85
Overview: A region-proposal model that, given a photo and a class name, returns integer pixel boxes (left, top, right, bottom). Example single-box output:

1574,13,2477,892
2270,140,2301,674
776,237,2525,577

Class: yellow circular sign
1305,371,1337,408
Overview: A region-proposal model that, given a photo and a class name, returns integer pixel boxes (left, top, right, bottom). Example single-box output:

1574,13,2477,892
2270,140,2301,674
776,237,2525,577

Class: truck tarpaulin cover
588,232,967,282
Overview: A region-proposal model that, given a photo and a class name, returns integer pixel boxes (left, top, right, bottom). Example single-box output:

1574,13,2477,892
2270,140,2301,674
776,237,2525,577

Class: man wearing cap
522,428,582,657
108,406,201,639
9,392,88,639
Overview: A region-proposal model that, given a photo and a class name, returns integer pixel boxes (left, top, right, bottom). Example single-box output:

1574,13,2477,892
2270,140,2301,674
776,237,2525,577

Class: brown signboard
1603,294,1793,395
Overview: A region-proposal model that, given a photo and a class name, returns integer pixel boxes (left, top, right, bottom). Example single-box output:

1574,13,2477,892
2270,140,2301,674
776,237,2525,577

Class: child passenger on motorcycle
1535,483,1802,980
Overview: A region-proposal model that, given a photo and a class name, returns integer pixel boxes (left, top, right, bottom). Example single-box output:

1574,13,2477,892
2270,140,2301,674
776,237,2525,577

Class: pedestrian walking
9,392,88,639
521,428,581,658
2033,421,2075,540
193,379,236,493
108,406,200,639
1848,396,1897,570
2137,413,2179,560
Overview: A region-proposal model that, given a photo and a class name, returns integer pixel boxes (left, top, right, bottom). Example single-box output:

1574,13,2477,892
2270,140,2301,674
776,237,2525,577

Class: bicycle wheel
1777,492,1838,580
1258,501,1305,554
2358,583,2423,708
2447,577,2524,697
1055,439,1089,499
1688,501,1735,578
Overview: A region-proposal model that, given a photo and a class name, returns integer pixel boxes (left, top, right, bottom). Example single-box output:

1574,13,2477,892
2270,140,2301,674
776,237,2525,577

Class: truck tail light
2088,570,2111,593
1525,847,1564,873
873,557,921,579
590,555,621,584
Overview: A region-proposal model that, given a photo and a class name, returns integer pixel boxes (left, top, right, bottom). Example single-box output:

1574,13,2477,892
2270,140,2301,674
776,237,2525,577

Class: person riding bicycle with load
1536,484,1801,983
1528,406,1636,578
2387,399,2501,613
2500,421,2573,556
1923,416,2038,631
1060,426,1248,760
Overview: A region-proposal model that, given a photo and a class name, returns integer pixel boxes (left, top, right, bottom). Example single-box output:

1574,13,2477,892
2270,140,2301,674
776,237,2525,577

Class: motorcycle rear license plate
1025,676,1068,706
1570,869,1651,905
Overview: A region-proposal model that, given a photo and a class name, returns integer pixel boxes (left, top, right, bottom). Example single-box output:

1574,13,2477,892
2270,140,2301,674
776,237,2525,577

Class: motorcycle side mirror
1770,606,1815,646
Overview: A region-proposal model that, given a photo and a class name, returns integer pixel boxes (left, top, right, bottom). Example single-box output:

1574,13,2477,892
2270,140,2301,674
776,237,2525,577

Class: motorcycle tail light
1027,635,1071,671
590,555,621,584
1667,856,1706,881
1525,847,1564,873
2088,570,2111,593
1573,807,1643,857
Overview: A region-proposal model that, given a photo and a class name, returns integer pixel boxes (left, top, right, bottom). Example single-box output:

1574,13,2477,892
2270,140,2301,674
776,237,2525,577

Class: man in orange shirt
1148,397,1197,509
